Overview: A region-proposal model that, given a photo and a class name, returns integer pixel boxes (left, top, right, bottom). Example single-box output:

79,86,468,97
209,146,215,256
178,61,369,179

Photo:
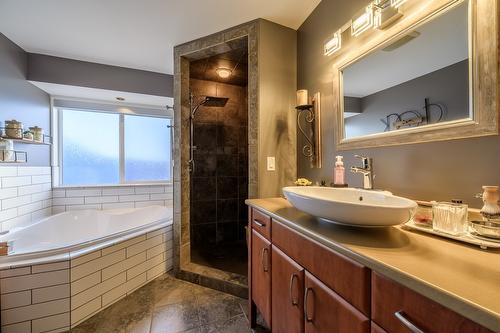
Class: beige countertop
246,198,500,333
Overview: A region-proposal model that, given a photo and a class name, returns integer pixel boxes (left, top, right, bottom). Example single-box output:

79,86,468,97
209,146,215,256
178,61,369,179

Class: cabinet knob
304,287,315,323
261,247,269,272
289,273,299,306
395,311,425,333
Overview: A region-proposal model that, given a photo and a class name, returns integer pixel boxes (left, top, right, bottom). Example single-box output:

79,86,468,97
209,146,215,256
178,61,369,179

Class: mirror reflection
342,1,470,139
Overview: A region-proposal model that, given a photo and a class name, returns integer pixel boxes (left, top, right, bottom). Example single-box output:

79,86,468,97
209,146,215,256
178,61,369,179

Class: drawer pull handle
395,311,425,333
304,287,315,323
261,247,269,272
253,219,266,227
289,273,299,306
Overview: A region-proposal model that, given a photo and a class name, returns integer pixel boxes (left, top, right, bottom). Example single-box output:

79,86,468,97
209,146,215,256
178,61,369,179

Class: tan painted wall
297,0,500,208
258,20,298,198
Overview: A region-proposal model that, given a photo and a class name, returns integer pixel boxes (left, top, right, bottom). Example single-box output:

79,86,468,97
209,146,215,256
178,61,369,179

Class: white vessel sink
283,186,417,227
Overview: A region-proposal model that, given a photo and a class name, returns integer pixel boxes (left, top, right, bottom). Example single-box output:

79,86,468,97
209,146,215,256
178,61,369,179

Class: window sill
53,182,173,189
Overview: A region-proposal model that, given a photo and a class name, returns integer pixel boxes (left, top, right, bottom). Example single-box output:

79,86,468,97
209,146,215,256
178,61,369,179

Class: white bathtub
0,205,174,332
0,205,173,269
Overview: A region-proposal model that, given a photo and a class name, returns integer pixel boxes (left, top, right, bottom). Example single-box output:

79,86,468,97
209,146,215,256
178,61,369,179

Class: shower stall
188,44,249,279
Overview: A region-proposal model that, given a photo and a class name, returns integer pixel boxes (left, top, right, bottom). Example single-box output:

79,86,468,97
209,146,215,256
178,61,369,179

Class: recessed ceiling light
116,97,125,101
216,67,232,79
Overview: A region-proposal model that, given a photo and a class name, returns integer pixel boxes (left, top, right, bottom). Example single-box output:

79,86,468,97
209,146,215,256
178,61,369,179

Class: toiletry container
5,120,23,139
29,126,44,142
334,155,345,186
432,201,468,235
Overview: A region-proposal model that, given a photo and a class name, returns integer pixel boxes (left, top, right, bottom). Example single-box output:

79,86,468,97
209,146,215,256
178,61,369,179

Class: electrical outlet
267,157,276,171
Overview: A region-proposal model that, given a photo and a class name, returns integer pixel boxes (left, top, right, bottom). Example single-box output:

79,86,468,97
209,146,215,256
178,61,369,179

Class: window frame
53,104,173,188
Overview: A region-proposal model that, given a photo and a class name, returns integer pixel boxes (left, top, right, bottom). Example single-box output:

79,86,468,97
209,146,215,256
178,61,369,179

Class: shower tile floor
72,273,269,333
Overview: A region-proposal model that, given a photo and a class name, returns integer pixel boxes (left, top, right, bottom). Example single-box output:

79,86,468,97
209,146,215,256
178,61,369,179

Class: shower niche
188,44,249,277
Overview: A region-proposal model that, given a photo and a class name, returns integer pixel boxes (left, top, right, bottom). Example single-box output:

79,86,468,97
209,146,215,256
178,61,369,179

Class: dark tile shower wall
190,79,248,250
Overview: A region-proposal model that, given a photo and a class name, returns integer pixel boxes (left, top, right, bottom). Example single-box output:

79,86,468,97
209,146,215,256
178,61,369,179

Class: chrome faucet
350,155,374,190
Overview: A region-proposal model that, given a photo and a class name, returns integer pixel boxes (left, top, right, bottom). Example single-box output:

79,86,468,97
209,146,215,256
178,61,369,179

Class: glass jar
5,120,23,139
29,126,43,142
0,139,14,162
432,201,468,235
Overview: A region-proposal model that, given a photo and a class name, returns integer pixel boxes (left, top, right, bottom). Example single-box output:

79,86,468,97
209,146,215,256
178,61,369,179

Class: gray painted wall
345,60,469,138
297,0,500,208
0,33,50,166
28,53,173,97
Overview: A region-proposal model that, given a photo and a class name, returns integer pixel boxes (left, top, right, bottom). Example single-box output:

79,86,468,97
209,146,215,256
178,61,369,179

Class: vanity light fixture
351,4,376,37
390,0,408,8
215,67,232,79
324,29,342,56
374,0,403,29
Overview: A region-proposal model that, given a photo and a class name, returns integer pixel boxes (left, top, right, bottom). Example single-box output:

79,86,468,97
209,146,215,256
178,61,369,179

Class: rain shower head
202,96,229,108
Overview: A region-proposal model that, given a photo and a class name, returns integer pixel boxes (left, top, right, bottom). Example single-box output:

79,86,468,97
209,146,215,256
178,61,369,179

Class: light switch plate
267,157,276,171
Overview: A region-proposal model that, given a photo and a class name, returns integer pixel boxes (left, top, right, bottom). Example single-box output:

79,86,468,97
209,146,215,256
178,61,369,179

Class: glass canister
5,120,23,139
29,126,44,142
0,139,14,162
432,201,468,235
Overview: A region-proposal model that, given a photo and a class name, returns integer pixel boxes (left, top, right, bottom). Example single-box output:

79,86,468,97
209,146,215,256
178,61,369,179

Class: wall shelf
0,135,52,145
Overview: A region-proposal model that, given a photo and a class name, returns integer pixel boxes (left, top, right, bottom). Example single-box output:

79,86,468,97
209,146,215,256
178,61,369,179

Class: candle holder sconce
296,92,322,168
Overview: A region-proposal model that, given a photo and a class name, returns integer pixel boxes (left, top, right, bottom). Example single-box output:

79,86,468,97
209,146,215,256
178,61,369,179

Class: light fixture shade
324,30,342,56
351,5,375,37
215,67,232,79
390,0,408,8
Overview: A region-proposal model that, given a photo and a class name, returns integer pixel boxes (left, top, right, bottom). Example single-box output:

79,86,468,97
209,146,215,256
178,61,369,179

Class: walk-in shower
189,94,229,173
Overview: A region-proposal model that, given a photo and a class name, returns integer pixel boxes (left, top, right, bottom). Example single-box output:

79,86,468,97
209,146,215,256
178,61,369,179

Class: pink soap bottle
334,155,345,186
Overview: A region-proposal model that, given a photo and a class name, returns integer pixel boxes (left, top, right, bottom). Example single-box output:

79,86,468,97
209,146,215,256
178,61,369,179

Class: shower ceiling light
391,0,408,8
324,29,342,56
216,67,232,79
351,5,376,37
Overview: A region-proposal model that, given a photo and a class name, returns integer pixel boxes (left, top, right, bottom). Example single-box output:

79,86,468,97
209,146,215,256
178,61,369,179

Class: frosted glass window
61,110,120,186
124,115,171,182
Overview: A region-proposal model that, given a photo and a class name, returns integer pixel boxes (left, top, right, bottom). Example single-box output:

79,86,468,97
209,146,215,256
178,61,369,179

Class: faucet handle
354,154,371,167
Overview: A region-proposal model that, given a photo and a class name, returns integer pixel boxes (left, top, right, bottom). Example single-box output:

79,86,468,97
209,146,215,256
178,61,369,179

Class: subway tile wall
0,166,53,232
0,166,173,231
51,185,173,214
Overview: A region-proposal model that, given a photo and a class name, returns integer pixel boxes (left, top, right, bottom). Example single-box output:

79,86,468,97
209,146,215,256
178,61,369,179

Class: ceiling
343,1,468,98
0,0,320,75
190,46,248,86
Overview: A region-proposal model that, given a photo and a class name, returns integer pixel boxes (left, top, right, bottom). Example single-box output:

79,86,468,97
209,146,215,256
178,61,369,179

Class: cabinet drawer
372,272,493,333
251,208,271,240
251,229,272,327
272,220,371,316
305,272,369,333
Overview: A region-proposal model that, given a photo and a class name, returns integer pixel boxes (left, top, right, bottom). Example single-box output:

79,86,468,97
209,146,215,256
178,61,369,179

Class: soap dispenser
334,155,346,187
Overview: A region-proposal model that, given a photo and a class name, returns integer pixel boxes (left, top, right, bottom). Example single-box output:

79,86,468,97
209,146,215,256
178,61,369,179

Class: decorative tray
403,220,500,250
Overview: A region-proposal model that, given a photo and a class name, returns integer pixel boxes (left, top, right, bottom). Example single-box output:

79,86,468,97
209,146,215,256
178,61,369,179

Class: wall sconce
324,30,342,56
296,90,322,168
390,0,408,8
351,4,376,37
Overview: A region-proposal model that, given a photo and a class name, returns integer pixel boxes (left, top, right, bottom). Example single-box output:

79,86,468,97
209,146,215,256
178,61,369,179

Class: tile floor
72,273,268,333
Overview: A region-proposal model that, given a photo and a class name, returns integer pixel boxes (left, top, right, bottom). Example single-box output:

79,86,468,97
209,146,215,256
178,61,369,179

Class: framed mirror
333,0,499,150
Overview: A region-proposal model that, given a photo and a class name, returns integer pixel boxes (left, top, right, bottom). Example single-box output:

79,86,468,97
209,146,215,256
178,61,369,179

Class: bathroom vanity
246,198,499,333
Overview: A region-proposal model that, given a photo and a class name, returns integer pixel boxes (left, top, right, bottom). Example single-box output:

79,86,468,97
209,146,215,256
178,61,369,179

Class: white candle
297,89,309,106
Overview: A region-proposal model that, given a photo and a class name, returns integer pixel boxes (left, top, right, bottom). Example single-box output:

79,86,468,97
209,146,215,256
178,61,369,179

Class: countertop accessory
29,126,44,142
469,220,500,240
334,155,345,186
295,92,322,168
404,219,500,250
476,186,500,220
295,178,312,186
432,201,468,236
4,120,23,139
23,130,33,141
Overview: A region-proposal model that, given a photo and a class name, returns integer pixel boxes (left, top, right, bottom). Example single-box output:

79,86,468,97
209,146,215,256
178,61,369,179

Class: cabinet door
251,229,272,327
304,272,370,333
272,246,304,333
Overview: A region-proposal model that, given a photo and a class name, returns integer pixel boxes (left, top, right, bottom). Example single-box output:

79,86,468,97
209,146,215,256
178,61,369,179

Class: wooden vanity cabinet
251,229,272,327
271,246,304,333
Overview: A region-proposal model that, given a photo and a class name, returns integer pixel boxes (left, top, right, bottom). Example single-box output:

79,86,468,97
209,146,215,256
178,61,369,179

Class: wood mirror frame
333,0,499,150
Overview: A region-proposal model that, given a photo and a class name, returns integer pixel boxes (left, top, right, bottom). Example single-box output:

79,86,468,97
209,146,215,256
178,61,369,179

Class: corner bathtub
0,205,173,333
